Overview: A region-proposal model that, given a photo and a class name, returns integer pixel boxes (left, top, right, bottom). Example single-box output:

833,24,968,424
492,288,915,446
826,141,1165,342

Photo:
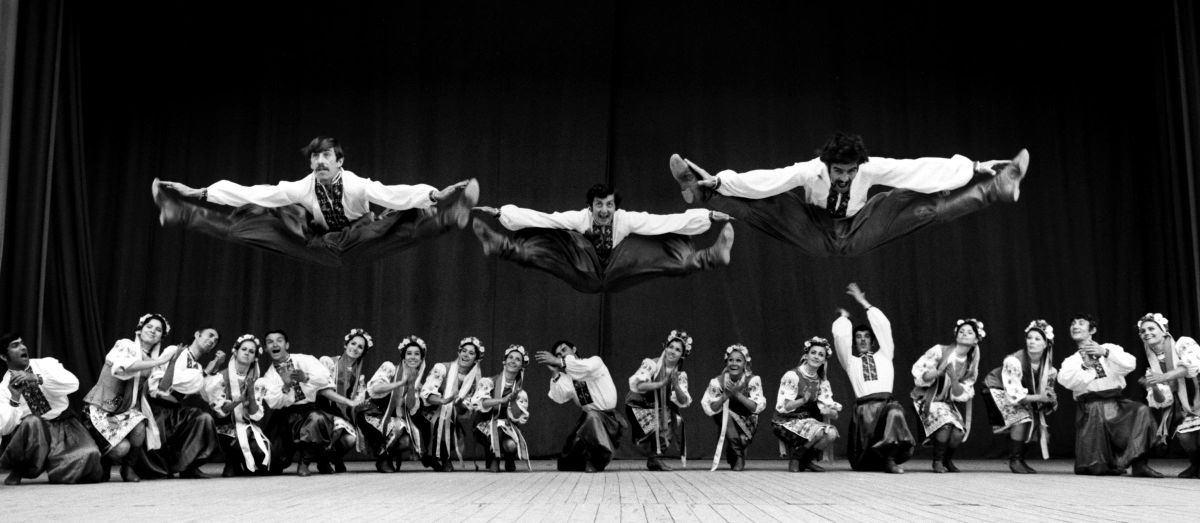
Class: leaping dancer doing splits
153,136,478,266
472,183,733,293
669,132,1028,256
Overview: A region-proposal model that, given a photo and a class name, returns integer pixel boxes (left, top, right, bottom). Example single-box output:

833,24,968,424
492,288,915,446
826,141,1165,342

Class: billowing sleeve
319,356,336,378
1147,382,1174,408
1176,337,1200,378
1104,344,1136,376
748,376,767,414
301,356,333,392
108,339,143,380
867,307,895,359
670,371,692,408
146,345,179,393
206,178,307,207
467,377,495,412
911,346,942,387
831,314,853,368
513,390,530,424
256,371,292,409
1002,356,1028,404
950,360,977,402
0,373,23,436
561,355,605,381
700,377,724,416
629,358,658,392
715,159,823,199
204,374,231,417
169,351,207,396
359,177,436,210
817,380,843,415
420,363,448,404
617,209,711,236
33,358,79,397
775,371,799,414
1056,353,1097,393
497,205,588,232
367,362,398,400
860,155,974,193
548,373,577,405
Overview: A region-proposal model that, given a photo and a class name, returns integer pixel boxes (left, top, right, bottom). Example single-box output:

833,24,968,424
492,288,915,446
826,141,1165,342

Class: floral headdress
1024,320,1054,343
724,343,751,362
955,318,986,340
459,336,486,356
803,337,830,350
1136,313,1169,334
504,344,530,367
344,328,374,349
398,335,428,358
234,334,262,354
665,329,694,359
136,313,171,337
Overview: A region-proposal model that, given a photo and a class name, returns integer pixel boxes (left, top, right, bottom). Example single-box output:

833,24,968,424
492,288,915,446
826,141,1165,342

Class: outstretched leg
335,179,481,264
600,225,735,292
472,220,606,293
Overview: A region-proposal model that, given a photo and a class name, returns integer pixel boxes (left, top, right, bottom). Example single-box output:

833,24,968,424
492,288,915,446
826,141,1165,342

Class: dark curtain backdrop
3,0,1199,461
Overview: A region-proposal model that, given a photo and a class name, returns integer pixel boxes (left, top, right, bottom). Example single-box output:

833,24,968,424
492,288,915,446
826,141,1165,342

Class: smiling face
403,346,423,368
343,335,367,360
139,319,165,347
193,328,219,356
1025,330,1047,357
2,337,29,371
458,344,479,366
725,350,746,376
265,333,290,362
589,194,616,226
804,344,829,368
1070,318,1096,343
663,340,684,365
1140,321,1167,347
829,162,860,193
955,324,979,346
503,351,525,373
234,340,257,366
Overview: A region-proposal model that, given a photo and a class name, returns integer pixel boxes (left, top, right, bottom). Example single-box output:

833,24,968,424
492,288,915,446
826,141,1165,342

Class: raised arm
831,311,854,368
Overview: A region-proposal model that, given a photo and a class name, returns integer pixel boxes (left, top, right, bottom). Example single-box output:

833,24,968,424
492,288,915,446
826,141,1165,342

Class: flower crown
665,329,694,359
955,318,987,340
724,343,751,362
803,337,830,350
234,334,262,354
344,328,374,349
505,344,530,366
460,336,486,355
136,313,171,336
1023,320,1054,341
1137,312,1169,333
398,335,427,355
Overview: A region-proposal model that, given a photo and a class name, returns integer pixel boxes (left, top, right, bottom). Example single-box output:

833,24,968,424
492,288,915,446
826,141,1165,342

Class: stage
5,459,1197,522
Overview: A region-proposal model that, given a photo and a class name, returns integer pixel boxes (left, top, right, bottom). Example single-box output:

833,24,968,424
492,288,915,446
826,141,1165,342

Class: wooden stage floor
4,459,1198,522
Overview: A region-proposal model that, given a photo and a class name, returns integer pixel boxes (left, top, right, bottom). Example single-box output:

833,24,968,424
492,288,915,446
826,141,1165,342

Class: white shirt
548,355,618,412
148,345,207,399
714,155,974,217
0,358,79,435
1057,343,1137,398
258,354,334,408
498,206,712,246
832,307,896,397
628,358,692,408
206,170,436,231
700,374,766,417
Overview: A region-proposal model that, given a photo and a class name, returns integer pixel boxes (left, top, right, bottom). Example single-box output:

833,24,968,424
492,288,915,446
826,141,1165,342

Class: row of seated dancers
2,285,1197,484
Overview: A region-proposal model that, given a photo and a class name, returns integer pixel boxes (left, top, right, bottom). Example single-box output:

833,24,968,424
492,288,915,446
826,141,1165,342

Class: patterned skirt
84,404,147,452
916,400,964,437
986,389,1033,434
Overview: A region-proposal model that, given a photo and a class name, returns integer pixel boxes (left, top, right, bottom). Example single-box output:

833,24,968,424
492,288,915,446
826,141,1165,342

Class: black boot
1008,440,1035,474
376,454,397,473
1131,458,1164,478
647,456,673,471
1179,452,1200,479
943,445,961,473
788,459,802,473
803,449,826,472
931,442,947,474
504,455,517,472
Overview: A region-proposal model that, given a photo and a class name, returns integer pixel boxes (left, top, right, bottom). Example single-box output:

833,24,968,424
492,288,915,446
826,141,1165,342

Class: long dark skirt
488,227,721,293
847,393,915,471
264,403,335,473
1073,391,1157,475
148,401,218,475
558,409,626,472
0,412,106,484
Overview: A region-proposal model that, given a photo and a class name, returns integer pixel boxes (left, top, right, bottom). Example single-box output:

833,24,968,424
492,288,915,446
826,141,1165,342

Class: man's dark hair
551,339,577,355
1071,313,1099,331
0,332,19,350
265,329,289,343
194,325,219,338
818,132,870,166
585,184,621,209
301,136,344,160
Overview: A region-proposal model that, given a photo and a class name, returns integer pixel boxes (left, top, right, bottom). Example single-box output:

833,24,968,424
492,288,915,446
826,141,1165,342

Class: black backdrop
3,0,1199,461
